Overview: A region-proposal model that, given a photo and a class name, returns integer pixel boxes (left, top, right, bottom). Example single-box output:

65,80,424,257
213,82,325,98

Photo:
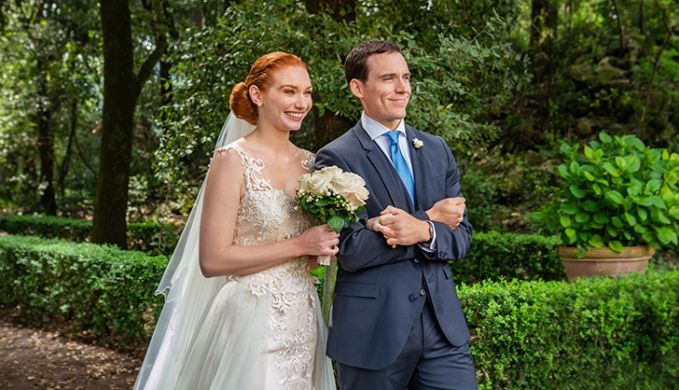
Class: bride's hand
297,225,340,257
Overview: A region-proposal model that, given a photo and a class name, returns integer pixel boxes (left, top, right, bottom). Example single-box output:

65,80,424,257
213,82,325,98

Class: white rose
332,172,369,209
297,172,313,194
300,168,334,195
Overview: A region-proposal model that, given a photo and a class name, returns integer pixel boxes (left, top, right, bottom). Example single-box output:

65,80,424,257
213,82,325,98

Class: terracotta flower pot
557,246,654,281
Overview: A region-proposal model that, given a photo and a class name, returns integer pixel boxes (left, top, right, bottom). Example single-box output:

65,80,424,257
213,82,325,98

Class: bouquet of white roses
297,166,369,324
297,166,369,260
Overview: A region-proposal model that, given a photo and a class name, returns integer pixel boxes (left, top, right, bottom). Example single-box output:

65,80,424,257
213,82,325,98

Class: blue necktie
384,131,415,202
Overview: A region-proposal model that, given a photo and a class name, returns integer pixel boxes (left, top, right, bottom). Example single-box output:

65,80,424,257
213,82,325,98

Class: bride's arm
199,148,339,277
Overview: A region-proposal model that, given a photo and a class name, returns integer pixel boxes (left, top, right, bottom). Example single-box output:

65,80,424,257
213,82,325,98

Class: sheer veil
134,113,255,389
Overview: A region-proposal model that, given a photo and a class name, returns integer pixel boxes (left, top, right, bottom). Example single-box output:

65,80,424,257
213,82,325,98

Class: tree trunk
36,58,57,215
92,0,139,247
92,0,167,247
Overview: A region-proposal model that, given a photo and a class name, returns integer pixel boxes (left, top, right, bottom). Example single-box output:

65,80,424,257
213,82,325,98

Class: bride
134,52,338,389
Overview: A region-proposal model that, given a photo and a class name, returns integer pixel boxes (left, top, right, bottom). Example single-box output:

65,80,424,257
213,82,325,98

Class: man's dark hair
344,40,402,84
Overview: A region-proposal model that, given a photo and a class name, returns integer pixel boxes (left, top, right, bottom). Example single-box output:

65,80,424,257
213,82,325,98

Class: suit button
419,289,426,296
413,259,419,264
408,294,417,302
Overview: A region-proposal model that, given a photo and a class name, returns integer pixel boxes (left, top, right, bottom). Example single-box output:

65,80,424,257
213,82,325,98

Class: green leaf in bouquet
327,215,346,233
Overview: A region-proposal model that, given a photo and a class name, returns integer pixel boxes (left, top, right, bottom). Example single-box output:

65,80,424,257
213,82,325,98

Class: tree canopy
0,0,677,243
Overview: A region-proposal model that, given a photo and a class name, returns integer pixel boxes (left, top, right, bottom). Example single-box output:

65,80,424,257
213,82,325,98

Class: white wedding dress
135,141,335,389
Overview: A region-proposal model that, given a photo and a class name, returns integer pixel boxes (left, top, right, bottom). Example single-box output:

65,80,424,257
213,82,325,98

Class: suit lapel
352,124,411,210
406,125,433,211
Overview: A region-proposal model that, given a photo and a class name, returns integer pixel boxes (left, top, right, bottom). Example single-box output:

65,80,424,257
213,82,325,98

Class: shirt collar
361,112,406,141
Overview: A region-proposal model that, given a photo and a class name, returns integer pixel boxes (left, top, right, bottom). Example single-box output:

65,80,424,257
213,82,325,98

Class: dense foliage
534,132,679,253
1,1,677,237
153,0,525,216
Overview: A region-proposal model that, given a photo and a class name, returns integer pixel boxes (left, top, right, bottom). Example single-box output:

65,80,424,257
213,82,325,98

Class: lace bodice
212,141,319,389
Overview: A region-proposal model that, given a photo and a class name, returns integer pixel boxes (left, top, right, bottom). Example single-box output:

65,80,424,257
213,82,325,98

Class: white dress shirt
360,112,414,174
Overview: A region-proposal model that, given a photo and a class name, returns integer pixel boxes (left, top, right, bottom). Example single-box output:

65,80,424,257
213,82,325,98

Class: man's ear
249,85,262,107
349,79,363,99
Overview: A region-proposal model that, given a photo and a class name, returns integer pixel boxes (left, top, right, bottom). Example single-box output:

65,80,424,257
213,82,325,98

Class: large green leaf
605,190,624,205
644,179,662,194
598,131,612,143
602,162,620,177
608,240,624,252
655,226,678,246
565,228,577,243
561,201,578,215
582,200,598,212
560,215,571,228
569,185,586,199
639,196,666,209
637,208,648,222
575,212,590,223
625,155,640,173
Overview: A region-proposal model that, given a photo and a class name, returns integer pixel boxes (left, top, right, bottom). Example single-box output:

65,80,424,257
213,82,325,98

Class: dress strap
301,149,315,172
219,143,272,192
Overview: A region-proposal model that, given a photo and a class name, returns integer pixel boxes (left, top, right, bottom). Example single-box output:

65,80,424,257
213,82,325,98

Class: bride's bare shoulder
210,145,246,175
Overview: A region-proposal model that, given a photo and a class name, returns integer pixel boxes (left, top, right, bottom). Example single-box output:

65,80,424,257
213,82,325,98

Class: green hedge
461,272,679,389
1,215,567,282
0,215,180,256
2,234,677,388
0,235,167,350
458,231,565,283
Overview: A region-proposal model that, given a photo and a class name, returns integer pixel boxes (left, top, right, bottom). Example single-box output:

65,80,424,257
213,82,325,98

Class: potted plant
534,131,679,280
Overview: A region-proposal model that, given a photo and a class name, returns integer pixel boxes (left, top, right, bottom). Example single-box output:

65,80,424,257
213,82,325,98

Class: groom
315,40,477,389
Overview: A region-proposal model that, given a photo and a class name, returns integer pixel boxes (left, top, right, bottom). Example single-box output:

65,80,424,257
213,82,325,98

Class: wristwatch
423,220,435,245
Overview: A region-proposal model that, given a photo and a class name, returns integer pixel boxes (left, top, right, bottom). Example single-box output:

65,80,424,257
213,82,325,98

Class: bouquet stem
318,254,332,266
321,261,338,326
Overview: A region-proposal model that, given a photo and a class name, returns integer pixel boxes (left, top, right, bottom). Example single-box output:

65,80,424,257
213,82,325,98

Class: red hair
229,52,307,125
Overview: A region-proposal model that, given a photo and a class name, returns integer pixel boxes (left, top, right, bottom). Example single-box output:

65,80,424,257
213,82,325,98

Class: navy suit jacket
314,121,472,370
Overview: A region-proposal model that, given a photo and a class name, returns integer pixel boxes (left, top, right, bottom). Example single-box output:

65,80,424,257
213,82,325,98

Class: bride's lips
285,111,306,121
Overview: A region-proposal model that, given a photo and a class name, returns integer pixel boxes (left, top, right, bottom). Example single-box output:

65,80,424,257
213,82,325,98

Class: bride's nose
294,93,311,110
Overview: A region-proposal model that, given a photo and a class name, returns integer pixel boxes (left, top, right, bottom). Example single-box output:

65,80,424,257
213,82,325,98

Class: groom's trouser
336,293,478,390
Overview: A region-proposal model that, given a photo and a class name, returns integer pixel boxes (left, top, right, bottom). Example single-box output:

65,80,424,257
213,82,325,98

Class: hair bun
229,82,257,125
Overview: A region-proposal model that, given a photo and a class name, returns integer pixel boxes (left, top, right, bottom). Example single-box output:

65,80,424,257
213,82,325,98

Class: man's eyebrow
377,72,410,78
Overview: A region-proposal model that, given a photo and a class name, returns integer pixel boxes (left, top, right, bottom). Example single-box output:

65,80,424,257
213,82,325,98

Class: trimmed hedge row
461,273,679,389
456,231,565,283
0,214,180,256
0,235,167,350
1,214,566,282
2,234,677,388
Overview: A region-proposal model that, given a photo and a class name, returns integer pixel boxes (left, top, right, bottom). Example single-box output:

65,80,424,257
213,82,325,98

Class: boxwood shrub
1,234,677,387
0,235,167,350
461,271,679,389
457,231,565,283
0,215,180,255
